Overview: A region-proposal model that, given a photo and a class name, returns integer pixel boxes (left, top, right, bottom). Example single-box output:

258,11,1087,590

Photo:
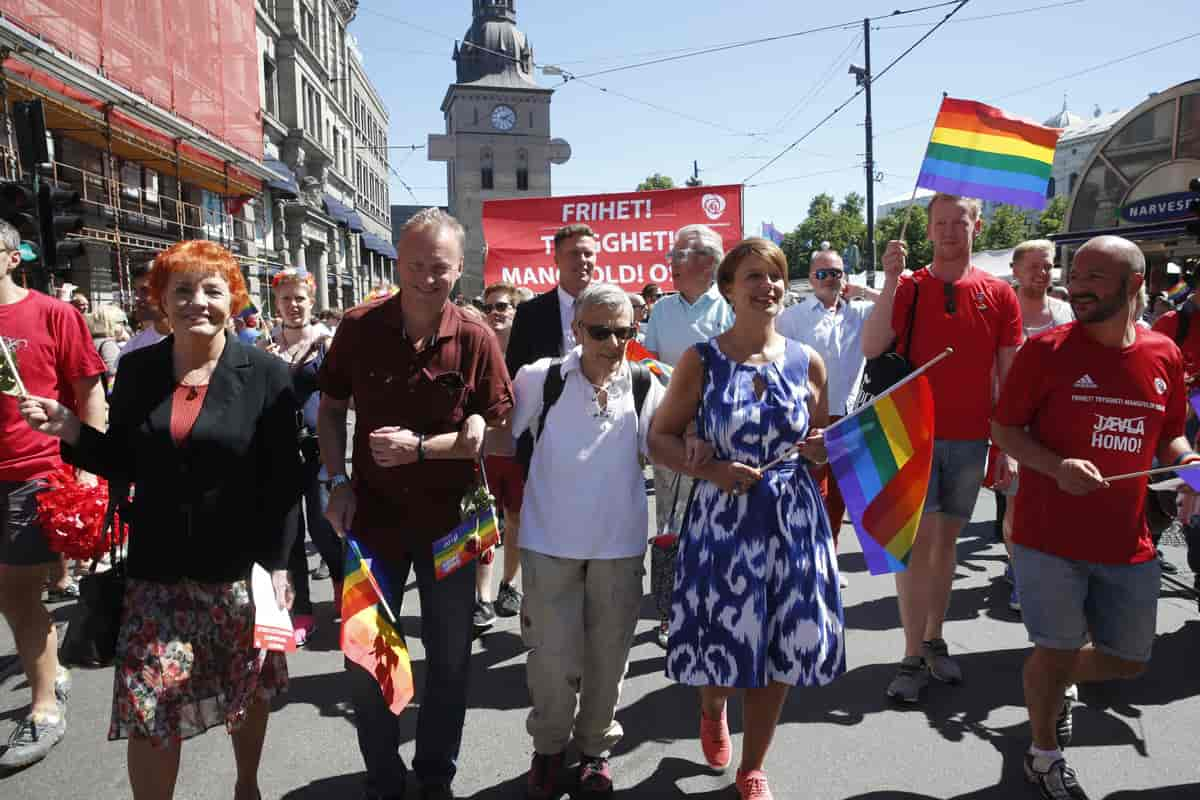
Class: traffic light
0,181,40,246
1188,177,1200,239
37,182,85,271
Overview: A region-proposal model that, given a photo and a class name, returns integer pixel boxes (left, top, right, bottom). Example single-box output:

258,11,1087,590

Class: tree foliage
875,204,933,269
782,192,868,278
976,204,1034,251
1037,195,1069,237
637,173,675,191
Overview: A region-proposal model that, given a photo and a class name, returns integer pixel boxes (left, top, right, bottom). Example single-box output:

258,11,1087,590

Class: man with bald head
993,235,1199,799
777,249,879,561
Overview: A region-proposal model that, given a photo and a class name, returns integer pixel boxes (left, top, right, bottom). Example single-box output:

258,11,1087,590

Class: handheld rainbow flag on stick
342,536,413,715
1166,277,1190,305
917,97,1063,211
823,349,949,575
433,508,500,581
626,339,673,380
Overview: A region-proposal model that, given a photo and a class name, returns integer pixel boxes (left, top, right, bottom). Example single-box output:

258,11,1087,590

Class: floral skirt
109,578,288,748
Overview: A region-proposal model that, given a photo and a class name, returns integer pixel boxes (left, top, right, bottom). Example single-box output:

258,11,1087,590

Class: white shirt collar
556,285,576,315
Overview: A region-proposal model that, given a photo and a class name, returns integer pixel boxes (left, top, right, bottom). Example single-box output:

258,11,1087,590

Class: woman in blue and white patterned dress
648,237,845,800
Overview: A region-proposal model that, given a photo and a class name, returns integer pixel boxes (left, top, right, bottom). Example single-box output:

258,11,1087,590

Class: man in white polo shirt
640,224,734,646
512,282,664,799
777,249,879,566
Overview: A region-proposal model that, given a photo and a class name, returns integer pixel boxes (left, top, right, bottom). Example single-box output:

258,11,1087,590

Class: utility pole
862,17,877,289
686,159,702,187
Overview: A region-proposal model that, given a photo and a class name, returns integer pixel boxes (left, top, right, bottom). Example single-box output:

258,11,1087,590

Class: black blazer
506,288,565,378
63,336,302,583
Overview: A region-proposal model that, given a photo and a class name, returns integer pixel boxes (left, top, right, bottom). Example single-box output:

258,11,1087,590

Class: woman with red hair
19,240,303,800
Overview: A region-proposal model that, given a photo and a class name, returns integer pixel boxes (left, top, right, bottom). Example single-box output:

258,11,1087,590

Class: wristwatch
329,473,351,491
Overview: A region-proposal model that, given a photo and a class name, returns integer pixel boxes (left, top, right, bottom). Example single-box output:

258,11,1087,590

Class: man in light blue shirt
641,224,734,648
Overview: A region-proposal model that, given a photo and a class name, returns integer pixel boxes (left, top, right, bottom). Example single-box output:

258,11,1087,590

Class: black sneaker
527,751,565,800
473,600,497,628
885,656,929,703
495,582,522,618
1024,753,1090,799
0,712,66,771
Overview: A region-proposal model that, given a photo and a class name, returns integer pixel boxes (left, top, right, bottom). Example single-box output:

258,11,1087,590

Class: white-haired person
640,224,735,648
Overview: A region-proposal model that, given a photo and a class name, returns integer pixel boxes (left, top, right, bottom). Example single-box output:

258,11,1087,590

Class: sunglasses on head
481,301,512,313
944,282,956,315
813,269,844,281
582,324,638,342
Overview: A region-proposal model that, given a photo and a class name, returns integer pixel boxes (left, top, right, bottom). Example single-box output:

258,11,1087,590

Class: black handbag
59,488,128,668
855,279,921,409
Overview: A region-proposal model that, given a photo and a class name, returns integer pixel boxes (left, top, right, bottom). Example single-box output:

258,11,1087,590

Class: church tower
428,0,571,295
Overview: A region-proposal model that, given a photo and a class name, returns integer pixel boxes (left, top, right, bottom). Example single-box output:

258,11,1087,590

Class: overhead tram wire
746,164,868,188
742,0,972,184
873,0,1085,29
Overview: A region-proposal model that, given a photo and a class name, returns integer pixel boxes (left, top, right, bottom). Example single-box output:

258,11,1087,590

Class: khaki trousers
520,550,645,757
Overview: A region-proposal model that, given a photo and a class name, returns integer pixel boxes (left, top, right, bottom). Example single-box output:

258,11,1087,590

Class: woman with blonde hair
86,304,130,388
19,240,303,800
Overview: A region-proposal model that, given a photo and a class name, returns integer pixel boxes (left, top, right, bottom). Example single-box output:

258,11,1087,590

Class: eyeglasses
666,247,717,264
582,324,638,342
813,269,844,281
481,301,512,313
944,282,956,315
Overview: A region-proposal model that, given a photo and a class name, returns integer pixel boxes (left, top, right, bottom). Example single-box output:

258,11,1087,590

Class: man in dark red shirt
0,220,107,770
862,194,1023,703
994,235,1197,800
317,209,513,800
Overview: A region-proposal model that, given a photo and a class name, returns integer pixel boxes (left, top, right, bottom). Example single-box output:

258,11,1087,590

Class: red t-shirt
1151,310,1199,383
995,323,1187,565
0,290,106,482
891,266,1023,440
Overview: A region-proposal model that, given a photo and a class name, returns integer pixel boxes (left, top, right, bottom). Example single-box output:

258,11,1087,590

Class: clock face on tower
490,104,517,131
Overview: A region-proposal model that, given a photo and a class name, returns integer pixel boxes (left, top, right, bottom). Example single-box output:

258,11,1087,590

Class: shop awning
1050,220,1193,246
324,194,364,232
263,157,299,198
344,209,365,233
362,233,397,259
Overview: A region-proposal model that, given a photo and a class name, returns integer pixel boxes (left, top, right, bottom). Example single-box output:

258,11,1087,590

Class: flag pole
896,92,948,242
1105,462,1200,483
757,346,954,473
347,536,398,625
0,335,29,398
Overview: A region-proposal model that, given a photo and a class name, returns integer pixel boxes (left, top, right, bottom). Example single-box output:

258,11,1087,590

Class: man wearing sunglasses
509,282,665,798
506,224,597,379
640,224,734,647
861,194,1022,706
777,249,879,570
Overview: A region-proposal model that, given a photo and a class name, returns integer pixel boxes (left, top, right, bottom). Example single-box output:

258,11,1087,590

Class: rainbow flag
341,537,413,715
917,97,1063,211
433,508,500,580
762,222,785,246
1167,277,1190,304
626,339,674,380
825,375,935,575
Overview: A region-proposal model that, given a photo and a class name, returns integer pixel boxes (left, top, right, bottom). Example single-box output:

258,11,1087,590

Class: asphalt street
3,490,1199,800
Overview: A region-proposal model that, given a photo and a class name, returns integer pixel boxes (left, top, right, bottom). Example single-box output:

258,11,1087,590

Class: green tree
1036,195,1069,237
786,192,867,278
637,173,675,191
874,205,933,268
976,203,1033,251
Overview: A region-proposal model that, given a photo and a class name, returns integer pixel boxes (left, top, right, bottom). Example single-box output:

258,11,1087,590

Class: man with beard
862,194,1023,704
118,264,171,363
993,235,1197,800
505,224,596,377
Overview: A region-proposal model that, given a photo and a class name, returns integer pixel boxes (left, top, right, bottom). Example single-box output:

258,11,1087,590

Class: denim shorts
923,439,988,520
1013,544,1160,663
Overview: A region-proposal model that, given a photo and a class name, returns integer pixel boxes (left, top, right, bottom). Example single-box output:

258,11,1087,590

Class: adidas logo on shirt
1073,374,1098,389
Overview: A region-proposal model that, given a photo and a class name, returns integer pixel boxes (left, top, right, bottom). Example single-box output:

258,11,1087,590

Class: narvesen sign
482,184,744,294
1119,191,1200,224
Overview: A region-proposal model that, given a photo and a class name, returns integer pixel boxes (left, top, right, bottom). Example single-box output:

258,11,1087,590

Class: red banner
482,184,744,294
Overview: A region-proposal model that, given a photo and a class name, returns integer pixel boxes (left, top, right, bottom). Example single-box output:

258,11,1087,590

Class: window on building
300,4,316,49
263,55,278,118
481,148,494,190
517,148,529,191
1068,172,1078,193
1046,176,1056,198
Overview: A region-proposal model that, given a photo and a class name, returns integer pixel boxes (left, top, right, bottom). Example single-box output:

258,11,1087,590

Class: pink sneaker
700,706,731,771
736,769,774,800
293,614,316,647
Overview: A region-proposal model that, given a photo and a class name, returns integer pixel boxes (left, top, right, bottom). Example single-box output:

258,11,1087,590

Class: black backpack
516,359,652,478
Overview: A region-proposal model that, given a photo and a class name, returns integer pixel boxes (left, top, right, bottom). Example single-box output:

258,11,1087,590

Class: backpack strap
901,274,921,359
533,359,567,443
630,361,651,419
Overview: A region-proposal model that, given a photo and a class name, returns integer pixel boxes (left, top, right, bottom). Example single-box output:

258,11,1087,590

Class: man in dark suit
505,224,598,378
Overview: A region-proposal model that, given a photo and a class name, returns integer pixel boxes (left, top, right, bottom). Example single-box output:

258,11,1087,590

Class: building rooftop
454,0,541,90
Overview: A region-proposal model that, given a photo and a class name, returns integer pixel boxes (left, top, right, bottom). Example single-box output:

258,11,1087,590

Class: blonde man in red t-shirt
862,194,1023,704
993,235,1197,799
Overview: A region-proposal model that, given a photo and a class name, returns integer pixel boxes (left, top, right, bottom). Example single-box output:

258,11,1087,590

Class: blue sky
351,0,1198,234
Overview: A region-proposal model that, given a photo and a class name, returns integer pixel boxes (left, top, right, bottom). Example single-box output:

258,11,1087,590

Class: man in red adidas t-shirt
862,194,1023,704
994,235,1196,799
0,221,106,770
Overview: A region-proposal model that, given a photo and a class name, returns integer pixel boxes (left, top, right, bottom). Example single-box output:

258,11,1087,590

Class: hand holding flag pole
761,347,954,472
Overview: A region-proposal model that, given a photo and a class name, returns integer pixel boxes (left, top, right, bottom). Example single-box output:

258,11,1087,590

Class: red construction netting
4,0,262,162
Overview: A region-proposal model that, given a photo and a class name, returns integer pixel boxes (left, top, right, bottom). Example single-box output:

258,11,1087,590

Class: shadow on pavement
280,772,366,798
618,755,744,798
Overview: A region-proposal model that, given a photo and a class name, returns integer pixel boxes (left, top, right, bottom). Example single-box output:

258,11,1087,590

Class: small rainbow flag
341,537,413,715
825,375,935,575
626,339,674,379
433,508,500,581
1167,277,1190,304
917,97,1063,211
762,222,785,246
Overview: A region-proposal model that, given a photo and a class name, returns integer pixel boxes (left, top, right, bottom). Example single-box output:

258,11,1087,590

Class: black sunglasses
481,301,512,313
582,324,638,342
813,269,844,281
944,282,956,315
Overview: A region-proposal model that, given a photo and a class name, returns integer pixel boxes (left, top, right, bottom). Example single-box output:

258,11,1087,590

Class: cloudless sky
350,0,1199,235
